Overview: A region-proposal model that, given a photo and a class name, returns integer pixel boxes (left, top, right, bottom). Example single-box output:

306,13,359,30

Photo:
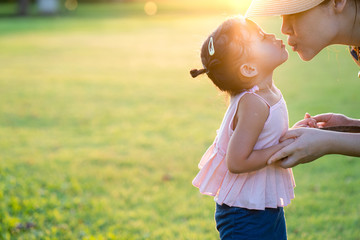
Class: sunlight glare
228,0,252,15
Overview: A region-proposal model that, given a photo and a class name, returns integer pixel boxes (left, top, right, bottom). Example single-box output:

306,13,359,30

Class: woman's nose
281,16,293,36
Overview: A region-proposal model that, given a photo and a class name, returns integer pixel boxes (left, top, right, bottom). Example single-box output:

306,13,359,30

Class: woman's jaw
288,41,322,61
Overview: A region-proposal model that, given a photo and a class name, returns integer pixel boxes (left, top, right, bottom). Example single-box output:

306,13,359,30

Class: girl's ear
239,63,258,78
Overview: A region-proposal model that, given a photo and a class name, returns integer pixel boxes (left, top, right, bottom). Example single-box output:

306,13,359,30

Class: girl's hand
312,113,351,128
292,113,318,128
267,128,330,168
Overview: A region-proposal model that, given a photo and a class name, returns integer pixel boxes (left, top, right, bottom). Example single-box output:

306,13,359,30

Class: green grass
0,1,360,239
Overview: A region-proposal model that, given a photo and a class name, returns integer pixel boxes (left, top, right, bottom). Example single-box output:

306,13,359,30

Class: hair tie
190,68,209,78
208,36,215,56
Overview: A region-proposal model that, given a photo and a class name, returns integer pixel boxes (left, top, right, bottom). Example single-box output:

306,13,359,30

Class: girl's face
245,21,289,71
281,3,338,61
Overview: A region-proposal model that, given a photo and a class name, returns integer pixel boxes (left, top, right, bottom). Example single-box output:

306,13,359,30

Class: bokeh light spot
144,1,157,16
65,0,78,11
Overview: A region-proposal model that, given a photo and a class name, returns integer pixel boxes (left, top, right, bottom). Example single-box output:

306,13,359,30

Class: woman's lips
288,39,297,51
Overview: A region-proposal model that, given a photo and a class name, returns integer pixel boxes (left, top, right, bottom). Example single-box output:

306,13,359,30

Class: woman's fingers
267,143,295,165
274,128,329,168
278,155,299,168
279,128,302,142
312,113,333,123
280,138,295,146
269,128,305,165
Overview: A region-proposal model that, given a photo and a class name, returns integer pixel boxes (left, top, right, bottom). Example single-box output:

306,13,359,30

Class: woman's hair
190,17,254,96
353,0,360,30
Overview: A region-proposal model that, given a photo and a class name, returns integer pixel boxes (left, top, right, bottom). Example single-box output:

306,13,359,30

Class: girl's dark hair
190,17,254,96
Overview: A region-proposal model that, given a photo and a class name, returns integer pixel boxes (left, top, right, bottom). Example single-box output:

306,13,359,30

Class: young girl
190,16,295,240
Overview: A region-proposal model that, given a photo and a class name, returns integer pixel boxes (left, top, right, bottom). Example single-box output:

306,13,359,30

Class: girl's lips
280,40,285,48
277,40,284,48
291,44,297,51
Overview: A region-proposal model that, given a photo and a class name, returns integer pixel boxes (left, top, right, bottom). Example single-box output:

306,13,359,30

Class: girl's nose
281,15,293,36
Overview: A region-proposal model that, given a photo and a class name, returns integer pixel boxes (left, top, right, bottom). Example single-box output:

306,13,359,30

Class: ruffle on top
192,85,295,210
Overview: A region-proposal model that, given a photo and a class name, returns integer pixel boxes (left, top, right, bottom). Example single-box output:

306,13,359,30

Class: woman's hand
268,128,331,168
312,113,351,128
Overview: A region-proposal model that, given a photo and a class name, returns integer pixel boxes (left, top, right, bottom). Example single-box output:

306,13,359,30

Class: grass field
1,1,360,239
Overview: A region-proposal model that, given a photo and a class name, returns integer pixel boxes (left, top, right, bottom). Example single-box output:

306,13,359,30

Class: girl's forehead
235,18,262,39
244,18,262,32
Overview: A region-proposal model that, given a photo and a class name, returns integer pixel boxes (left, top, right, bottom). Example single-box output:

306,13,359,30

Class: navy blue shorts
215,203,287,240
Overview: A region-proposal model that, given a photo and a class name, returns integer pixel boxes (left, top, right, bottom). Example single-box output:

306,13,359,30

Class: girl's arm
226,94,293,174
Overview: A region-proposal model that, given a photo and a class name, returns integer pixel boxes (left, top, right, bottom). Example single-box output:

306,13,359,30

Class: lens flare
65,0,78,11
144,1,157,16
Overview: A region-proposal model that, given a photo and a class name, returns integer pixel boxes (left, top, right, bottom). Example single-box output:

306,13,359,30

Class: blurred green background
0,0,360,239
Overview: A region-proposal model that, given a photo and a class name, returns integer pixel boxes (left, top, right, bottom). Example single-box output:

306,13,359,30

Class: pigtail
190,68,208,78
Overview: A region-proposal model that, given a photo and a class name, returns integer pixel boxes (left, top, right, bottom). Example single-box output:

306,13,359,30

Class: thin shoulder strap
242,85,271,108
248,92,271,108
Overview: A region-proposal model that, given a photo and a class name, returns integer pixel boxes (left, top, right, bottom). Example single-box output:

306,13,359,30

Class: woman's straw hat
245,0,326,17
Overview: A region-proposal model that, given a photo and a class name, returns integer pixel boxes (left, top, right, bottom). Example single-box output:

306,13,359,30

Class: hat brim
245,0,325,17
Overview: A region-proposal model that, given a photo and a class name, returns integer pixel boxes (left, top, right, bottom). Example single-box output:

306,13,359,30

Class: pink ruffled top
192,85,295,210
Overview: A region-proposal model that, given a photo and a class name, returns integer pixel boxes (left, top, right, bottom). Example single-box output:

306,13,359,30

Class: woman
245,0,360,168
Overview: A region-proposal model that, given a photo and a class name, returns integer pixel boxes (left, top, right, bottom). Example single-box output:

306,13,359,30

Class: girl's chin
280,51,289,63
283,50,289,59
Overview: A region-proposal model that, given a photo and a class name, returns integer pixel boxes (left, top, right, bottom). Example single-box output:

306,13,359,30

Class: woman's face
281,3,338,61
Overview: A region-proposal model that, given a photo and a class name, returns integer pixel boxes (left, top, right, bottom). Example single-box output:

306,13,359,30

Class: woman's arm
226,94,293,174
267,128,360,168
328,132,360,155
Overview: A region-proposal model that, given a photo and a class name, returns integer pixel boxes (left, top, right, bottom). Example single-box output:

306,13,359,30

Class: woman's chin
297,50,318,61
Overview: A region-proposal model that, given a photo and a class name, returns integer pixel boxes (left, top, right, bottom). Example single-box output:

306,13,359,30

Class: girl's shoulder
232,91,270,125
237,92,270,110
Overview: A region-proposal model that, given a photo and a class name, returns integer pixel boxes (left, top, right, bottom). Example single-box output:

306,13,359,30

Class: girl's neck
254,73,274,92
